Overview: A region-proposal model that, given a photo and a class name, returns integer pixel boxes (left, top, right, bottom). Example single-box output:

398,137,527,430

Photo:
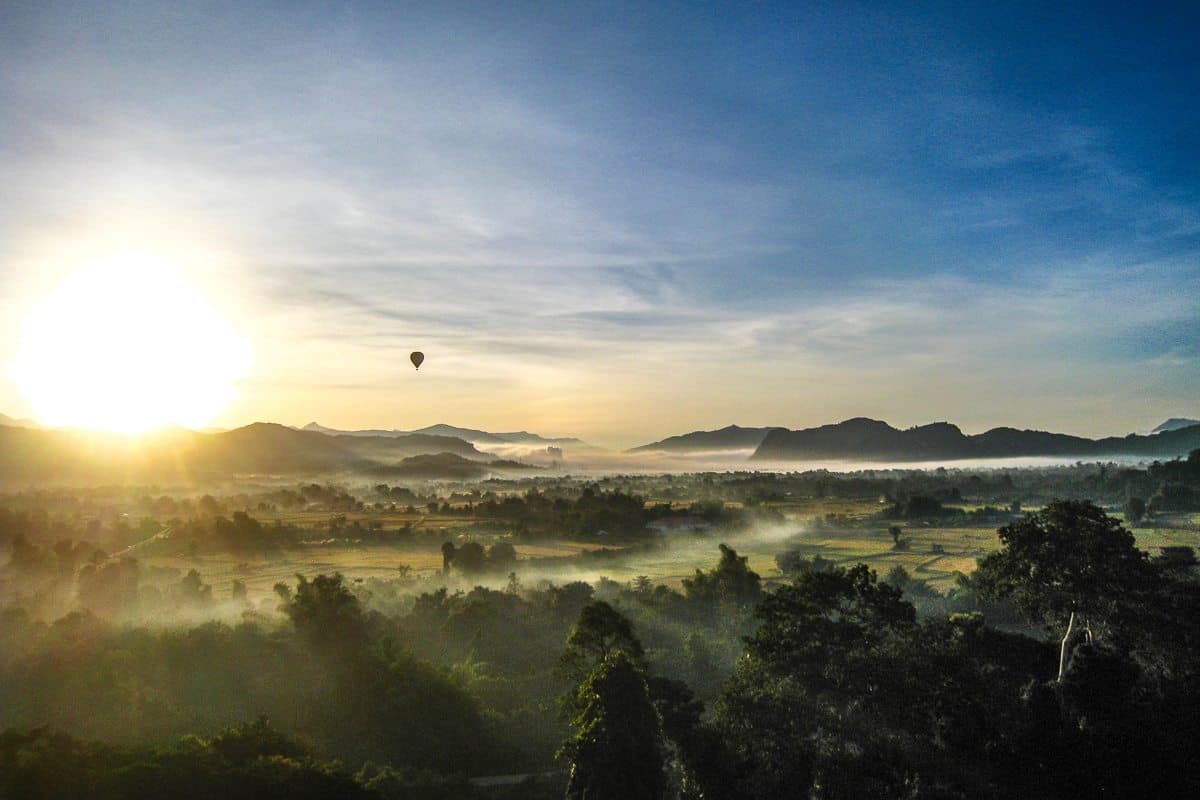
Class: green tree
209,716,308,764
776,551,836,576
711,564,917,798
1124,496,1147,524
738,564,914,693
975,499,1156,680
713,564,1055,798
682,544,761,610
559,652,665,800
562,600,644,677
175,569,213,607
487,541,517,570
453,542,487,574
280,573,370,653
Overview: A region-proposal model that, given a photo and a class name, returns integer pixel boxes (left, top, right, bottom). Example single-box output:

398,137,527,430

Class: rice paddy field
134,502,1200,603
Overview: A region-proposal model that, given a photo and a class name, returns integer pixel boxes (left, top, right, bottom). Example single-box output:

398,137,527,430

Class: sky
1,0,1198,447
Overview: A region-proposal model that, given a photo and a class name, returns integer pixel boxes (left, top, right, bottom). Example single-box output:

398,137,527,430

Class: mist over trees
2,458,1200,798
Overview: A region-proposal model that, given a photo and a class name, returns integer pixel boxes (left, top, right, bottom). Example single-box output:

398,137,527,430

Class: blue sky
1,1,1197,445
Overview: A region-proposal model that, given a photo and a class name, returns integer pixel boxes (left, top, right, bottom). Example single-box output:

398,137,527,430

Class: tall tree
682,544,761,611
560,652,665,800
974,499,1157,679
561,600,645,679
281,573,370,653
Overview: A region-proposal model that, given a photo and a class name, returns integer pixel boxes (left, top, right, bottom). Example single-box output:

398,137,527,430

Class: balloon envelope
410,351,424,370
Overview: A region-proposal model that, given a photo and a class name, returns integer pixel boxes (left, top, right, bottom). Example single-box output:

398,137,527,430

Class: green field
137,510,1200,604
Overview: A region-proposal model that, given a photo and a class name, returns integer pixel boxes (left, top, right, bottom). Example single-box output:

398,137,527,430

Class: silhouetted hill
329,431,482,461
489,430,585,446
303,421,585,446
0,412,38,428
1090,425,1200,457
409,424,584,445
301,421,440,439
968,426,1095,457
1152,418,1200,434
751,418,1200,461
0,425,197,483
0,422,483,484
630,425,782,453
406,424,509,444
198,423,366,473
371,452,540,480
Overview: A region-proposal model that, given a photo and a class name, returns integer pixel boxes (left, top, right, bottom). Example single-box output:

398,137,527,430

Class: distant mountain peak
1152,418,1200,434
629,425,782,453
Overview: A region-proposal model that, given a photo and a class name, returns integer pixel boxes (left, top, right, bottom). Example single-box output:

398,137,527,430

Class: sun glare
10,254,253,433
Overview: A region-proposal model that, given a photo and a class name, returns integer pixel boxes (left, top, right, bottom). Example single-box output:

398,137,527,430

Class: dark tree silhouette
560,652,664,800
681,543,761,609
975,499,1157,680
1124,496,1147,524
487,541,517,571
281,573,370,653
453,542,486,574
562,600,644,677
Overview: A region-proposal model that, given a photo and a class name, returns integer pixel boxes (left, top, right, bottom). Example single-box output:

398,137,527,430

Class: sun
10,254,253,433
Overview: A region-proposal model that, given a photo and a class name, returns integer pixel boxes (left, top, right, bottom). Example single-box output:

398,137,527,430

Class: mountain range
3,413,1199,482
301,422,584,447
630,418,1200,462
0,422,530,483
747,418,1200,461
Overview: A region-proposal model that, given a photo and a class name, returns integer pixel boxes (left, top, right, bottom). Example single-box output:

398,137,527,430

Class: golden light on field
9,254,252,433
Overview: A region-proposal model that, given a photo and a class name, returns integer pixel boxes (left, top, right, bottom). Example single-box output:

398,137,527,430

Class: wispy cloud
1,2,1197,444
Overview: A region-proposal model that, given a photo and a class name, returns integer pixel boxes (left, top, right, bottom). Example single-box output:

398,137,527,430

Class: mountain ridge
629,424,783,453
0,412,39,428
0,421,486,483
302,421,584,446
369,452,541,480
1152,418,1200,434
749,417,1200,461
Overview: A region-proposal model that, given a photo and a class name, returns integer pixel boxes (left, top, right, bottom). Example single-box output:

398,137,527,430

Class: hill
303,421,584,446
488,430,585,446
630,425,782,453
750,418,1200,462
1152,418,1200,434
326,431,481,461
371,452,539,480
0,422,483,484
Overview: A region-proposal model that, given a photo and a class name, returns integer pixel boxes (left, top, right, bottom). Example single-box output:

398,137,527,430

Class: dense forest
2,457,1200,798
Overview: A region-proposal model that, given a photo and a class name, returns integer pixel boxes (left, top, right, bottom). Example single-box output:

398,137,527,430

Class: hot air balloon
410,351,425,370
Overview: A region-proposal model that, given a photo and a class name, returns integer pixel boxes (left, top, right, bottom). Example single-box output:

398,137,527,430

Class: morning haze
1,2,1199,799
